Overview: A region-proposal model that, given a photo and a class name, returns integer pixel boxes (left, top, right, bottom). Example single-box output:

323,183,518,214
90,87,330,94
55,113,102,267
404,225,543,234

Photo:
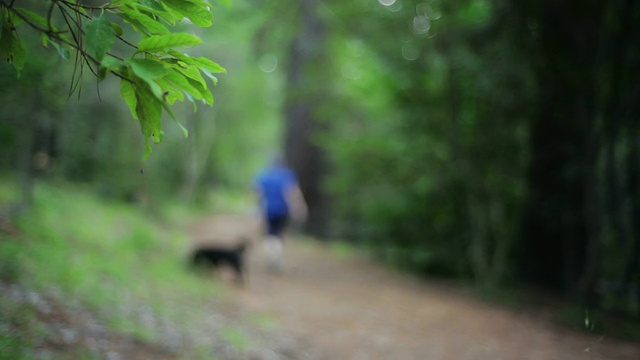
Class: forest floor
6,213,640,360
185,214,640,360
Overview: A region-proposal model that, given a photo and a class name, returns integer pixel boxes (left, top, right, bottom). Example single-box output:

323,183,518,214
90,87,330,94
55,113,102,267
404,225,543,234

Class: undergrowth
0,181,247,359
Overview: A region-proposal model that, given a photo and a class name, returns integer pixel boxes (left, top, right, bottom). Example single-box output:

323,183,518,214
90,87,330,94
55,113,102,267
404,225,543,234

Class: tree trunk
283,0,331,238
617,128,640,315
519,0,602,293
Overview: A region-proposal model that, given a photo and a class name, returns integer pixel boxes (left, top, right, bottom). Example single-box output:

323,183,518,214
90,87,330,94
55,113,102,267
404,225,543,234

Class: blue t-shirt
255,165,298,217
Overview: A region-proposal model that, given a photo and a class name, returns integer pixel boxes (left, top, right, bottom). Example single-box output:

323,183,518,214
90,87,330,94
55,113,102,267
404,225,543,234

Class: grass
329,240,358,260
0,284,35,359
555,303,640,342
247,312,278,330
0,181,249,359
218,327,250,352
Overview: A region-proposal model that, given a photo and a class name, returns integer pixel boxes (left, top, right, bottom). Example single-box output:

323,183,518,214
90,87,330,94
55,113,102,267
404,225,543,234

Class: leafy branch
0,0,226,158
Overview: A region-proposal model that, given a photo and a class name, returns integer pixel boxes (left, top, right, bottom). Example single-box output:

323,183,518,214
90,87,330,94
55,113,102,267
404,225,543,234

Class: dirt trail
190,214,640,360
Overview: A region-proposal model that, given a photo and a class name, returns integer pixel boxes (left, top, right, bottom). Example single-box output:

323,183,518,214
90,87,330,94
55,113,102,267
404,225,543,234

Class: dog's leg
230,257,244,284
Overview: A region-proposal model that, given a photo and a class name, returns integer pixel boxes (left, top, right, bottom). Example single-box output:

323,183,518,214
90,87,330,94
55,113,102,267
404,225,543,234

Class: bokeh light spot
258,54,278,73
402,43,419,61
378,0,397,6
413,15,431,34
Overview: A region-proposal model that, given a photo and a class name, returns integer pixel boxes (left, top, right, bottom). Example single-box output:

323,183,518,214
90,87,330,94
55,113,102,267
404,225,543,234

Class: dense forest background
2,0,640,323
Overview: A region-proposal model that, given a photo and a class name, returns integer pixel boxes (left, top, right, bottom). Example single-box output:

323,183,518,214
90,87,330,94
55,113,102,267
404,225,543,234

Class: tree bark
283,0,331,238
519,0,602,292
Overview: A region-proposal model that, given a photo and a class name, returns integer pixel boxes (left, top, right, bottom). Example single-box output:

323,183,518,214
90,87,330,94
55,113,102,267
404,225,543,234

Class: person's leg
264,214,288,272
264,235,283,271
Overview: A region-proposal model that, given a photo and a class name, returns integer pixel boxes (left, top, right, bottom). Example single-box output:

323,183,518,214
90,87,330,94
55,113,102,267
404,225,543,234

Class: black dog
190,239,249,283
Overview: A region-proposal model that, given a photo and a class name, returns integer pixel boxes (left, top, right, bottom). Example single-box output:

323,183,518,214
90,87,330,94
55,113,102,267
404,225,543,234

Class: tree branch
58,0,117,11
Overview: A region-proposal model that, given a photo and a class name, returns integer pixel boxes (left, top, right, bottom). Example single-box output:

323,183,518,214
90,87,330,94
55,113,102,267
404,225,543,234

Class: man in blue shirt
254,157,307,272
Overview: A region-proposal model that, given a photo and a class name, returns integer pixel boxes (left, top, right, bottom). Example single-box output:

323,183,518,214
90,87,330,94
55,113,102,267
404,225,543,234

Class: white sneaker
264,237,283,273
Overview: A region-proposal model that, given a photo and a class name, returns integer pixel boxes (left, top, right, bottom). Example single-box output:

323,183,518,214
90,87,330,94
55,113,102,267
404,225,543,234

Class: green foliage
329,240,357,260
0,13,26,75
85,14,116,62
323,0,530,284
137,33,202,53
218,327,249,351
0,0,225,158
0,0,289,209
0,236,22,283
247,312,277,331
1,0,636,330
1,182,231,356
0,293,33,359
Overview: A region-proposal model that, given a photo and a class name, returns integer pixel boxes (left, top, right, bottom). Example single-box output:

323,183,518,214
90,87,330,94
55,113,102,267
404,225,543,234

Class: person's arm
287,184,307,223
253,179,265,221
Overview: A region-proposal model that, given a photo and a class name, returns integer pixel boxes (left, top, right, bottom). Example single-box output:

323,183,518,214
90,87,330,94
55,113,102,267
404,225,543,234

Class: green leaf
0,20,26,76
159,95,176,120
51,41,70,60
162,0,213,27
136,87,163,142
201,68,218,84
121,79,139,120
166,50,225,80
120,7,170,35
137,33,202,53
85,14,115,62
102,56,123,72
187,76,213,105
192,56,226,73
155,78,184,104
165,67,204,100
167,109,189,138
127,58,167,80
100,56,124,80
163,68,205,111
176,121,189,138
126,58,167,98
110,22,124,36
154,77,189,137
136,0,176,25
136,85,164,159
140,0,170,14
14,8,48,28
177,64,206,87
41,33,49,47
121,75,164,159
175,65,213,105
